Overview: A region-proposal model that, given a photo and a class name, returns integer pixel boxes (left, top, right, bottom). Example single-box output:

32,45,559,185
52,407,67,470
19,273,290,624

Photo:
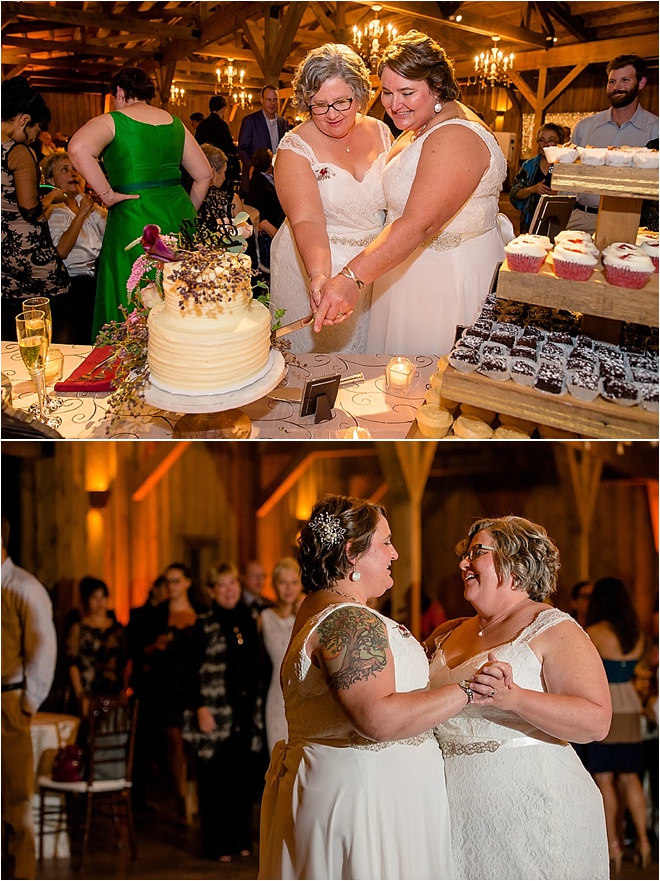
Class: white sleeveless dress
260,606,295,753
270,122,391,353
258,602,454,880
367,118,507,356
429,608,609,881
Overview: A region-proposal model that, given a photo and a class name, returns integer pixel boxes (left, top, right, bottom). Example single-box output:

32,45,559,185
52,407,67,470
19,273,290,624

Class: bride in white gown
313,31,507,355
258,494,501,881
426,515,611,881
270,44,391,353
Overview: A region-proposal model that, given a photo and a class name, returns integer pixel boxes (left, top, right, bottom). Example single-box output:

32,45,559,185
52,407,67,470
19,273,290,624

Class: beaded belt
423,226,493,252
438,736,553,757
348,729,435,751
329,232,379,247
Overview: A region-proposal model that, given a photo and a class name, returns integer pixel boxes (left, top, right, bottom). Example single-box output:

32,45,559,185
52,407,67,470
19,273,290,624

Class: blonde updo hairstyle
456,515,560,602
292,43,373,118
378,30,461,103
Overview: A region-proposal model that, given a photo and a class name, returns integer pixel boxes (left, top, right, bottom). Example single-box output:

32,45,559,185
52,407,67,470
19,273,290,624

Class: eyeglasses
308,97,353,116
459,544,496,563
537,138,559,145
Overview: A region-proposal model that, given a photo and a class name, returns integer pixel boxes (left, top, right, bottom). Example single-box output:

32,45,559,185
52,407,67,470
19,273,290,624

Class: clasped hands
309,271,361,334
467,651,514,705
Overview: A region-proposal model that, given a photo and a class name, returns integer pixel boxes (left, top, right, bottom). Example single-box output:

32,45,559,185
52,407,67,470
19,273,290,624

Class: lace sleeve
276,131,317,165
376,119,394,152
517,608,581,644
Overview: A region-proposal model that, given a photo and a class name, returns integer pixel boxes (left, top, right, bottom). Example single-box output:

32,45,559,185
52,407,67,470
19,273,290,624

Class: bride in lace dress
270,44,391,353
426,516,611,880
259,495,500,881
313,31,507,356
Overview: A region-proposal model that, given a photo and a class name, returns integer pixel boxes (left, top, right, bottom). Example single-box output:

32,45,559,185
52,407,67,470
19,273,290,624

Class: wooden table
2,343,439,439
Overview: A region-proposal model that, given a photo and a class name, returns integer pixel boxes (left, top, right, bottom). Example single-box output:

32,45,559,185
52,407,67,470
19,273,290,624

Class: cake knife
273,315,314,338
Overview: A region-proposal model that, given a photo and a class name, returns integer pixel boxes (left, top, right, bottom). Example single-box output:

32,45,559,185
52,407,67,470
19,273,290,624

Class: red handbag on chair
51,744,84,782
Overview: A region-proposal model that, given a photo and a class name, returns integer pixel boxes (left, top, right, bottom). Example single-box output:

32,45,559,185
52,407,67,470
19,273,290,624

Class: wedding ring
490,689,496,697
336,311,344,318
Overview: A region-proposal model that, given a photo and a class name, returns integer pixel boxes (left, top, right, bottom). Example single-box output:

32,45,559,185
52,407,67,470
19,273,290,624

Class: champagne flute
15,311,60,429
21,296,63,413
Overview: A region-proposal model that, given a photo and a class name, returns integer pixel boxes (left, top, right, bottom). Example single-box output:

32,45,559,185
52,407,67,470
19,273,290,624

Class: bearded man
568,55,658,232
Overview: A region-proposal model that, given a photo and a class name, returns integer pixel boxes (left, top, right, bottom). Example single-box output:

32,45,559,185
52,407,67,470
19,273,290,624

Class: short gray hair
456,515,560,601
292,43,373,116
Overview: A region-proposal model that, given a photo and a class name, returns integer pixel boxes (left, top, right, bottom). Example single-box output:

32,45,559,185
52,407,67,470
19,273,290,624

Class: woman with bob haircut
427,515,611,880
68,66,213,336
270,43,392,353
259,494,510,880
314,30,509,356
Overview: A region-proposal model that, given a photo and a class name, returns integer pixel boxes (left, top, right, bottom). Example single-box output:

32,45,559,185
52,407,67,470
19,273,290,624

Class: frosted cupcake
505,237,547,274
494,425,531,439
460,404,496,424
638,238,659,272
416,405,453,438
452,415,494,439
552,243,598,281
554,230,595,245
578,146,607,166
515,234,553,252
602,248,654,289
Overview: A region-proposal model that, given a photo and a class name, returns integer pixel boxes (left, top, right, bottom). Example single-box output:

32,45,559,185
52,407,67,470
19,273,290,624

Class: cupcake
505,237,547,274
544,144,578,164
552,243,598,281
416,405,453,438
603,249,654,289
424,386,443,407
578,146,607,166
554,229,595,245
452,415,494,439
632,148,659,169
638,239,659,272
460,404,496,424
604,147,633,166
498,413,538,435
493,425,531,439
515,234,553,252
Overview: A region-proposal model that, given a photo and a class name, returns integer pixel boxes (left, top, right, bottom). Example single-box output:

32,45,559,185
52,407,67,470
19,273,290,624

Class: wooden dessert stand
143,349,286,438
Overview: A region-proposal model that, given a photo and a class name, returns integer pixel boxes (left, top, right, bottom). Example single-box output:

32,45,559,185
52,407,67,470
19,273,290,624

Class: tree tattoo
317,606,388,689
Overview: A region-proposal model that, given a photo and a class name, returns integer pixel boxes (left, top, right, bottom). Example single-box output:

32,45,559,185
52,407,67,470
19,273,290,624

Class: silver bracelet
458,680,474,705
339,265,365,291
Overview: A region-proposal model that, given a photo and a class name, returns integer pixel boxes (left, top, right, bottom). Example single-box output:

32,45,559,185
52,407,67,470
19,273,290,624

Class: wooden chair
37,694,139,872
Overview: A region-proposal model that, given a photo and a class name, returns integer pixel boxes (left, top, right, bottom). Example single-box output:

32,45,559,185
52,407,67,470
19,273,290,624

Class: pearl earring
434,101,444,114
349,570,361,582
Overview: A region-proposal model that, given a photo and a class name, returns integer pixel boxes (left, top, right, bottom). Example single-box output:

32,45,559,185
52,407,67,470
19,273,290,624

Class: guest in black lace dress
196,144,244,234
183,562,264,863
1,76,72,341
66,576,128,712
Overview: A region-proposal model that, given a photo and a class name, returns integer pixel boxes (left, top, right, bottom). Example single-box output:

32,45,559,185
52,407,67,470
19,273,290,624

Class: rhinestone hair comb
309,512,346,548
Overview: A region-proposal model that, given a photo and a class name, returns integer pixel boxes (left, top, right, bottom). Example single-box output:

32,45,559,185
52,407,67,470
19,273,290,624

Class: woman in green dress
68,67,213,339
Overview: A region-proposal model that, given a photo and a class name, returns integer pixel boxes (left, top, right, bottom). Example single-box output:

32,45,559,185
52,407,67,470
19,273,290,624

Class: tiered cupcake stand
442,164,659,440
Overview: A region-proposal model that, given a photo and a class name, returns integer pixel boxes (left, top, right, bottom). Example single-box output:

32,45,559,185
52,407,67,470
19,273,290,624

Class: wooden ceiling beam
351,0,548,47
5,2,198,39
271,2,309,74
546,1,594,43
454,32,659,78
2,35,150,59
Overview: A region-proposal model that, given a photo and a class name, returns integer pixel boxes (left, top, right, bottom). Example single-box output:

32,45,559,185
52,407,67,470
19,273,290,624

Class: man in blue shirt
568,54,658,232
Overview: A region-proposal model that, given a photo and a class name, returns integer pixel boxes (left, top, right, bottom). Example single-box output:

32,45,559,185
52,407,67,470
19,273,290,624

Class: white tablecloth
31,712,80,859
2,343,438,439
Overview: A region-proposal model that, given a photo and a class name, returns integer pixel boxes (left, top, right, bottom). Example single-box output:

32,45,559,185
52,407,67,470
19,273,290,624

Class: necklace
477,601,527,637
322,586,359,601
411,104,443,142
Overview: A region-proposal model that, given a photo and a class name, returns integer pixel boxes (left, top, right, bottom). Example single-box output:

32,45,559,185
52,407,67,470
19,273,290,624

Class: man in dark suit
238,85,287,197
247,148,285,271
195,95,239,183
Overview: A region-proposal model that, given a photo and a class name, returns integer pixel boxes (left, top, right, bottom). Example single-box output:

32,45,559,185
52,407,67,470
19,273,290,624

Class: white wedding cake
147,249,272,395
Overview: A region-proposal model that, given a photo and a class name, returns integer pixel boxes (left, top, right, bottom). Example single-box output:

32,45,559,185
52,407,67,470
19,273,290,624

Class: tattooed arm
309,606,470,742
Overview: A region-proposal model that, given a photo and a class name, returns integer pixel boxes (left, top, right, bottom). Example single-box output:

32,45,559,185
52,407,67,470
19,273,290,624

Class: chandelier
169,82,185,106
473,36,514,88
215,59,245,93
232,89,253,110
352,5,397,72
